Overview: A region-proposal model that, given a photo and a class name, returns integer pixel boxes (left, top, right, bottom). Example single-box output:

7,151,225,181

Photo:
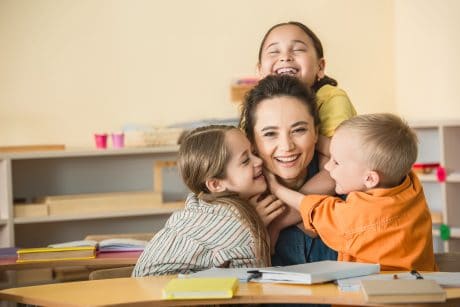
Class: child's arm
265,171,305,211
299,136,336,195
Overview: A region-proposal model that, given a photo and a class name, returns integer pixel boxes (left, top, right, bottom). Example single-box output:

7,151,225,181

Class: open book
48,238,147,252
185,261,380,285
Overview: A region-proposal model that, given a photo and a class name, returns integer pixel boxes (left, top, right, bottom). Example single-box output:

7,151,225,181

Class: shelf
417,174,438,182
448,173,460,182
14,202,184,224
417,172,460,183
0,145,179,160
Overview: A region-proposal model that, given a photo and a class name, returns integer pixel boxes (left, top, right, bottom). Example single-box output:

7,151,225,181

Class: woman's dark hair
257,21,337,92
239,74,320,141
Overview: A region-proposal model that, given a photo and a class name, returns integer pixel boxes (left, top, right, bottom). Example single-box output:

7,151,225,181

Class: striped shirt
132,193,261,276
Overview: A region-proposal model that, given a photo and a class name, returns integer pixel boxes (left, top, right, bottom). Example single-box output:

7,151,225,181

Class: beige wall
1,0,456,147
395,0,460,120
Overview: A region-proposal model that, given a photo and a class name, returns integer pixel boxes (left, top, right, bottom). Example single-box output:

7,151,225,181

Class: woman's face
253,96,318,189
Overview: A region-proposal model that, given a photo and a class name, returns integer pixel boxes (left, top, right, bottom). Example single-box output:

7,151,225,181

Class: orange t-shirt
299,171,437,271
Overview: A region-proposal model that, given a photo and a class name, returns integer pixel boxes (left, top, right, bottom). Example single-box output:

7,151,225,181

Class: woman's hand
248,194,285,227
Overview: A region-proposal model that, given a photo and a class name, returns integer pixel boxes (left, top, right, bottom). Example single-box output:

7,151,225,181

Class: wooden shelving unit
410,120,460,253
0,146,187,248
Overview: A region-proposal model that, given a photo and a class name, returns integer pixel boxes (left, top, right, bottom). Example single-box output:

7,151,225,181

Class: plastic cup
94,133,108,149
111,133,125,149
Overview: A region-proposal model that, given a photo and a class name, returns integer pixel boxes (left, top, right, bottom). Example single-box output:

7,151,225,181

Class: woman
240,74,337,266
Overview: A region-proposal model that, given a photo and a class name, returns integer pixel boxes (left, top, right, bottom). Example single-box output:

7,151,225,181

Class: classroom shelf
0,146,187,248
410,120,460,253
14,202,184,224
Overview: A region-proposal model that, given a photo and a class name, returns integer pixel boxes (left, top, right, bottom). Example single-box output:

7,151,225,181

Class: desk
0,251,141,271
1,275,460,306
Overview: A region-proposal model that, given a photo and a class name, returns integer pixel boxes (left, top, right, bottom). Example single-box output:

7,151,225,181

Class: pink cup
94,133,108,149
111,133,125,149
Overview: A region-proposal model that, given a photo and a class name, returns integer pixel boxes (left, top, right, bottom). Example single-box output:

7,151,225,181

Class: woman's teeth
275,155,299,163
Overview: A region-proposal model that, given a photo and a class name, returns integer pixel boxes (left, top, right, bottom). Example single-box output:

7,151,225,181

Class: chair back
89,266,134,280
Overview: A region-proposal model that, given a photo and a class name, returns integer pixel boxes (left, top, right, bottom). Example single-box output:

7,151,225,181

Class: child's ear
205,178,226,193
256,62,267,78
364,171,380,189
317,58,326,80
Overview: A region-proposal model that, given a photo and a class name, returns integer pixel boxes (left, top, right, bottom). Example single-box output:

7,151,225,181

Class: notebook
16,246,96,262
162,277,239,300
361,279,446,303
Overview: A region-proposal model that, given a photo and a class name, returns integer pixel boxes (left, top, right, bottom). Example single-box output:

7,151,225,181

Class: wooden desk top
1,275,460,307
0,251,141,271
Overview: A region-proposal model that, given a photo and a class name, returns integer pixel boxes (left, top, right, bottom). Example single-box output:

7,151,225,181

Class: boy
266,113,437,271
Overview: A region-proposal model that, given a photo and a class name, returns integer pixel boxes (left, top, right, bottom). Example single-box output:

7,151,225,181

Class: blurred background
0,0,459,146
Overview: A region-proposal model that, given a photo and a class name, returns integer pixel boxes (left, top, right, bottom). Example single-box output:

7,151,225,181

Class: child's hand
263,169,282,196
248,194,285,227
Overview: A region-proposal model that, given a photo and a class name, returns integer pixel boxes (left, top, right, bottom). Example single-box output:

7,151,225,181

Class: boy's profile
267,113,437,271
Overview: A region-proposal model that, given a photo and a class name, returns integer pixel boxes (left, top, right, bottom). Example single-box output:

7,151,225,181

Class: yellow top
316,84,357,137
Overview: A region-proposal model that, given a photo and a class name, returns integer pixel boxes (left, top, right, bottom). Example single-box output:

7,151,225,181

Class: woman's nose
279,135,295,151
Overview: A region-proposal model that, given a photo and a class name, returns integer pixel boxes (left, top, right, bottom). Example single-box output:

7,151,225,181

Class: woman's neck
277,170,308,191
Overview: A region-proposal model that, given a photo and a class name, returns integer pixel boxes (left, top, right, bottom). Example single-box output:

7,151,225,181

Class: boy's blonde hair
178,125,270,266
337,113,418,187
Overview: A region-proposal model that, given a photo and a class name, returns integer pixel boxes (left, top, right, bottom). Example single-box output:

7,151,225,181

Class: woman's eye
242,157,250,165
293,128,307,134
262,131,276,137
293,48,306,52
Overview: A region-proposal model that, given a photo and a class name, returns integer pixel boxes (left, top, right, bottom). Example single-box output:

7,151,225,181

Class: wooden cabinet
410,120,460,252
0,146,187,248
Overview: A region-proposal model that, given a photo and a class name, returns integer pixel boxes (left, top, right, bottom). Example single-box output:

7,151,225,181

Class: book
16,246,96,262
338,271,460,292
48,238,148,252
162,277,239,300
0,247,18,259
185,261,380,285
360,279,446,303
182,267,252,282
254,261,379,284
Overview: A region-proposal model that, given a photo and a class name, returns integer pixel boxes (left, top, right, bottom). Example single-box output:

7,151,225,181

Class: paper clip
410,270,424,279
246,270,262,282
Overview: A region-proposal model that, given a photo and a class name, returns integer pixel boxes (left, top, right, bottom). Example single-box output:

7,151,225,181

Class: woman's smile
274,153,301,165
